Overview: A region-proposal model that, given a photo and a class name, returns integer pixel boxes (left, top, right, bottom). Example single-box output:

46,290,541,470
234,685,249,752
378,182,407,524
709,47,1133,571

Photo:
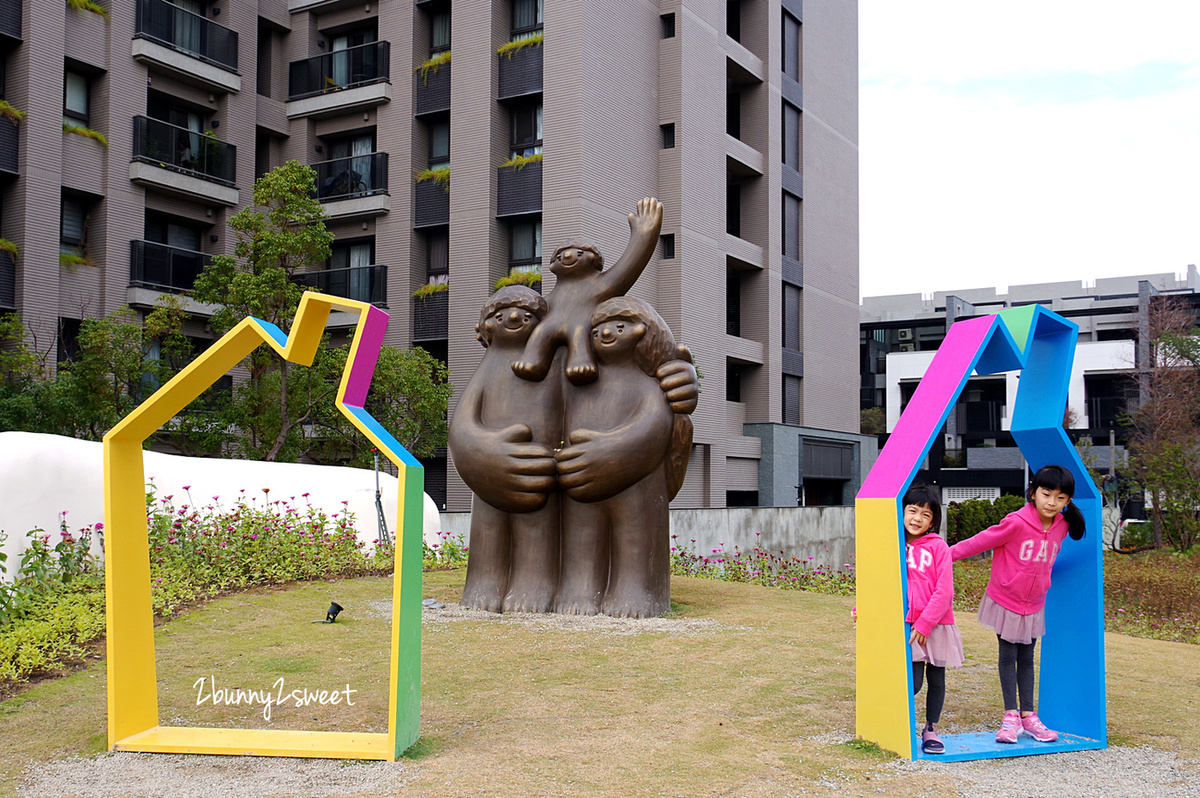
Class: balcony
0,249,14,310
133,0,241,94
130,116,239,205
129,240,210,293
498,43,542,100
0,115,17,176
313,152,390,219
414,178,448,227
287,42,392,120
413,63,450,116
496,160,541,217
293,264,387,305
412,291,448,341
0,0,21,43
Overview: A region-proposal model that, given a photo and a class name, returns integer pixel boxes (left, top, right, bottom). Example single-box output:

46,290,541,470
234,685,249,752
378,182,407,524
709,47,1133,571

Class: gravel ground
888,745,1200,798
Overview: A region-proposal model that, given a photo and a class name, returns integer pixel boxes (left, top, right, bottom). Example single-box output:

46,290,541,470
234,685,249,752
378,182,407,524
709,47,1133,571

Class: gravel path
888,745,1200,798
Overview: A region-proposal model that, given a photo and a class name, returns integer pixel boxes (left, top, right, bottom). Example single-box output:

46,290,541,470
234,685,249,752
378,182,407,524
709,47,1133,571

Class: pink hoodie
949,503,1069,615
905,531,956,637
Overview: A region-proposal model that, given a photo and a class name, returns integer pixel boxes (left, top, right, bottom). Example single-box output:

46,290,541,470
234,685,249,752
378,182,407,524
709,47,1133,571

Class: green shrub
945,494,1025,545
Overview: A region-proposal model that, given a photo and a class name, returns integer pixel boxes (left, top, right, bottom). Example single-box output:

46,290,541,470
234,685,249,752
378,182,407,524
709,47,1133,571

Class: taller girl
950,464,1087,744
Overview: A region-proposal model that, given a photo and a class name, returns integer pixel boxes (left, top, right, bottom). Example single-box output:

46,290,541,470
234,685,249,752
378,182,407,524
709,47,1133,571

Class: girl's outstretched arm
949,512,1019,561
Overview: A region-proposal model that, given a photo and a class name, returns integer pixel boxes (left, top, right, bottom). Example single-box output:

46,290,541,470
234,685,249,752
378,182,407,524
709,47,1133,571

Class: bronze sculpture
449,198,695,618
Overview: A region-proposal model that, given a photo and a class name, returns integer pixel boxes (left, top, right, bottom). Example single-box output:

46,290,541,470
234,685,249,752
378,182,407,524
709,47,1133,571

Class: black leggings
997,636,1036,713
912,661,946,725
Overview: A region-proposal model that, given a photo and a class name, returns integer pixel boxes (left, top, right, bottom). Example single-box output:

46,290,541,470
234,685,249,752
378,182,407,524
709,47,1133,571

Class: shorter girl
903,484,963,755
950,465,1086,744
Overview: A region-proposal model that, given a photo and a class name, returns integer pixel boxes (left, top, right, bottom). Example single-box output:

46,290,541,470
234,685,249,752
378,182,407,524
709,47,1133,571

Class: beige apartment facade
0,0,867,511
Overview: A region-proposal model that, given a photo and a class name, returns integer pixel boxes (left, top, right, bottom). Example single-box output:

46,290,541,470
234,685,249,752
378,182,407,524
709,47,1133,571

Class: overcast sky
858,2,1200,301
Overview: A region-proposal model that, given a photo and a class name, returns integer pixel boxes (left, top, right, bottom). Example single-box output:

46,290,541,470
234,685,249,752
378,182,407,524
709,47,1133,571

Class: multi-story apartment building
0,0,863,512
859,266,1200,501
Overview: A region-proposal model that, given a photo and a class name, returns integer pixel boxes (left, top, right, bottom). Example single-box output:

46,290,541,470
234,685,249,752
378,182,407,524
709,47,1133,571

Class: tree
305,345,452,467
1127,295,1200,552
191,160,334,461
190,160,452,464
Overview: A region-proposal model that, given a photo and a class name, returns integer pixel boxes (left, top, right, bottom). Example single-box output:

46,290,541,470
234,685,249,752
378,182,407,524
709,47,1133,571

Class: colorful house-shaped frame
855,305,1106,761
103,292,424,760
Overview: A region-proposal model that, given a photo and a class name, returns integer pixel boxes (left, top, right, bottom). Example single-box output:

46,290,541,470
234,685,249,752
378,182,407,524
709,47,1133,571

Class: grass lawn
1,570,1198,797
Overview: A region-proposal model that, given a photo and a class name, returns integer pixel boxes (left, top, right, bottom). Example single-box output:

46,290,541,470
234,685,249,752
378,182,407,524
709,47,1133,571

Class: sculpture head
590,296,677,376
549,239,603,278
476,286,548,347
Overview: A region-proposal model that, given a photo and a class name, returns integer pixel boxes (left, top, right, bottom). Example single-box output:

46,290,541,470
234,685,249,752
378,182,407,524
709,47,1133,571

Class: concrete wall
442,504,856,569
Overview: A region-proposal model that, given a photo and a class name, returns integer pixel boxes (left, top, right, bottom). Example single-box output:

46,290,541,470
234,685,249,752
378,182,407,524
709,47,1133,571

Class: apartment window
323,131,376,195
63,70,89,125
783,282,801,350
329,26,378,87
783,191,801,260
660,234,675,260
783,102,800,170
782,11,800,82
783,374,800,425
511,0,543,38
430,10,450,53
726,178,741,237
426,230,448,285
428,118,449,169
146,214,203,251
727,269,741,336
60,196,87,256
661,13,676,38
727,0,742,42
660,123,675,149
511,102,543,158
509,219,541,272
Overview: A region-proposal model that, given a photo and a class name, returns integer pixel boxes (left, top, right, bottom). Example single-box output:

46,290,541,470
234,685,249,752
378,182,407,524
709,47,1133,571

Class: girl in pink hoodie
903,484,962,755
949,465,1087,745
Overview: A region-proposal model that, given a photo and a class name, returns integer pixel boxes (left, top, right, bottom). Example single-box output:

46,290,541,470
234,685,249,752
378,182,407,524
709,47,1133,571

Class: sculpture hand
557,427,655,503
459,423,557,513
657,346,698,414
628,197,664,239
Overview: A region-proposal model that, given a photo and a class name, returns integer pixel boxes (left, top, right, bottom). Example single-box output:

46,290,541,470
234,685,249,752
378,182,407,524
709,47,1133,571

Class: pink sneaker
995,711,1021,744
1021,713,1059,742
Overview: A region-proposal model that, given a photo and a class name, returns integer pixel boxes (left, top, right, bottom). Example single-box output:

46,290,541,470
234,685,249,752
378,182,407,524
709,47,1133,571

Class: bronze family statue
449,198,696,618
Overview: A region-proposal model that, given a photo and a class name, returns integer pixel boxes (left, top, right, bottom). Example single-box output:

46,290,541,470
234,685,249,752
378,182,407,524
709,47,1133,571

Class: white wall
0,433,442,582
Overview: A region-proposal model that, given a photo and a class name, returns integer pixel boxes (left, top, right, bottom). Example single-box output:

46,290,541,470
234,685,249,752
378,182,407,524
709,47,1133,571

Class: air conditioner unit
897,328,913,341
898,343,915,352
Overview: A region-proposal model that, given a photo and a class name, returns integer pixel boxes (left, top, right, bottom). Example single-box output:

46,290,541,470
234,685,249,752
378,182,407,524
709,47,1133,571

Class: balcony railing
289,42,391,100
412,290,448,340
293,264,387,305
133,116,237,185
498,42,543,100
313,152,388,201
496,159,541,216
413,63,450,115
130,240,211,293
135,0,238,71
414,178,449,227
0,249,15,309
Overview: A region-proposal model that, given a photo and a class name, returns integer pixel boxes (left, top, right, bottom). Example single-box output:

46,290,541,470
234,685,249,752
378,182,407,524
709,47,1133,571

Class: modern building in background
860,266,1200,502
0,0,864,512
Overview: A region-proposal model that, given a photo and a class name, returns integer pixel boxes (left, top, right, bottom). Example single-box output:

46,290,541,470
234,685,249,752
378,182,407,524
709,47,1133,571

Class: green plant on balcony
412,281,448,300
414,50,451,84
62,122,108,147
498,152,542,170
59,252,96,270
415,166,450,192
497,31,543,58
65,0,109,20
494,267,541,291
0,101,25,126
0,238,18,258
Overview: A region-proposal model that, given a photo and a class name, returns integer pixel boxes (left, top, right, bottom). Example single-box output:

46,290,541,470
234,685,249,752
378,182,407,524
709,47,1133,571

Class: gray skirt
978,593,1046,645
911,623,965,668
